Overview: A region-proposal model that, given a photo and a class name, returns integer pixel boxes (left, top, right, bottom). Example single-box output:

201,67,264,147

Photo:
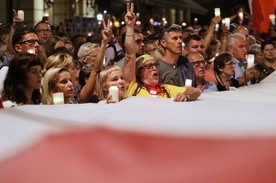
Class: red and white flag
250,0,276,33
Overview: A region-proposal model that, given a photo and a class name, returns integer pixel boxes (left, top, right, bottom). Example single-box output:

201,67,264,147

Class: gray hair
248,43,261,55
77,42,99,58
159,24,182,40
227,33,246,50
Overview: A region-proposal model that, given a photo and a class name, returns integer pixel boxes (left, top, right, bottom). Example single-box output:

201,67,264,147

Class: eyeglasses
86,53,97,58
191,60,206,67
18,39,42,46
36,29,52,33
135,39,144,45
142,62,159,70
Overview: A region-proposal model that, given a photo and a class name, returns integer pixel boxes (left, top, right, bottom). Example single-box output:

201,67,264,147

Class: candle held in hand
109,86,119,103
53,92,64,105
214,8,220,17
247,54,255,69
269,14,275,25
17,10,24,21
224,18,230,29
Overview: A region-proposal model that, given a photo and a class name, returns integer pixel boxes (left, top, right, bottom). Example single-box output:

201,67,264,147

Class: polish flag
250,0,276,33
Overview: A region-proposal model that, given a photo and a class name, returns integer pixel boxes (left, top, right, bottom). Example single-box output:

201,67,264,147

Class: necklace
162,57,177,69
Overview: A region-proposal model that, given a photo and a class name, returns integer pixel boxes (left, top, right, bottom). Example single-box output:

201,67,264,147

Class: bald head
235,26,249,38
188,53,205,63
188,52,205,76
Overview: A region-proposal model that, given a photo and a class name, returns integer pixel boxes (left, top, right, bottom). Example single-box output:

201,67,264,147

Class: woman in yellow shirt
122,3,201,102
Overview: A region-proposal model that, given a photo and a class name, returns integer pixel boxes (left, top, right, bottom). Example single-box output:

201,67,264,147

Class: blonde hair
42,67,68,104
44,52,74,72
96,65,121,100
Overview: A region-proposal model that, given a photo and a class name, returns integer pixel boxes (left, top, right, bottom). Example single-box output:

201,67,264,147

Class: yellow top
125,80,186,98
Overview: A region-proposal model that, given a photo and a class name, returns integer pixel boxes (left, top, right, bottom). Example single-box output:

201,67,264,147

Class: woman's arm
203,16,221,49
7,9,23,54
79,20,112,102
122,3,136,85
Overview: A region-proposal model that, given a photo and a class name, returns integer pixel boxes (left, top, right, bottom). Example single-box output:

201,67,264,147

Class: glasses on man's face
142,62,159,70
225,61,235,66
135,39,144,45
18,39,42,46
86,53,97,58
191,60,206,67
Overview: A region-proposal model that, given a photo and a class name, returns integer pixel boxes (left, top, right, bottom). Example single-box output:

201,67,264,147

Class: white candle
224,18,230,29
109,86,119,102
17,10,24,21
247,54,255,68
214,8,220,17
238,12,244,20
215,24,219,31
185,79,192,86
53,92,64,105
269,14,275,25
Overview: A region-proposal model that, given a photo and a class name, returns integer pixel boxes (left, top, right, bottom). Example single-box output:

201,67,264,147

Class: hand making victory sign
125,3,136,27
101,19,113,45
93,19,112,70
122,2,137,87
78,19,112,103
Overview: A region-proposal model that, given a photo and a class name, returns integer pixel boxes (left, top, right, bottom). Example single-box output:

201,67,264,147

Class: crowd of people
0,3,275,107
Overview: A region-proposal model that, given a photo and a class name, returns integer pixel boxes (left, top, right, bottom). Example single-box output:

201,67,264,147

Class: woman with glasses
122,3,201,101
214,52,240,91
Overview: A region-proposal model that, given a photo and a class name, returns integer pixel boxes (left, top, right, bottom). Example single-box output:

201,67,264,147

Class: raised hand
125,3,136,27
211,16,221,26
101,19,113,44
12,9,23,24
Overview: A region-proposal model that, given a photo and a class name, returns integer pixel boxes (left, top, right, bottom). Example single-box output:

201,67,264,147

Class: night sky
193,0,250,25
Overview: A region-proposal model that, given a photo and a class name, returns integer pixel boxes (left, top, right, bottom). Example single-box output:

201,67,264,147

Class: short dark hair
158,24,182,41
2,53,43,104
183,34,202,46
213,52,233,74
12,26,36,50
34,20,51,31
261,39,275,52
